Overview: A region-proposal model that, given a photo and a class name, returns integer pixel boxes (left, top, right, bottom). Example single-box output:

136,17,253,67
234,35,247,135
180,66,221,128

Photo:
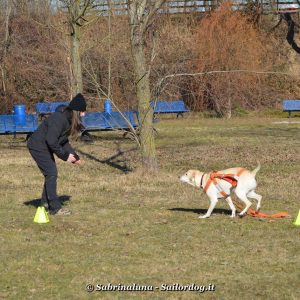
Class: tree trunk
0,0,11,96
70,23,83,96
224,99,232,119
68,0,84,97
131,32,157,172
127,0,167,172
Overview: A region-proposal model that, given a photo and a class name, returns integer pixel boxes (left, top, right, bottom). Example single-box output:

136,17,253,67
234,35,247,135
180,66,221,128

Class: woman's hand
73,160,82,165
67,153,77,163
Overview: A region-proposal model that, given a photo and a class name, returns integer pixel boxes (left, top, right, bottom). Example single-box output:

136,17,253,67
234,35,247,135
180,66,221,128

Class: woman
27,93,87,215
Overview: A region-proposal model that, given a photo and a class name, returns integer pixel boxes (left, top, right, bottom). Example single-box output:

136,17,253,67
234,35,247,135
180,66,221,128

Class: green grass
0,115,300,299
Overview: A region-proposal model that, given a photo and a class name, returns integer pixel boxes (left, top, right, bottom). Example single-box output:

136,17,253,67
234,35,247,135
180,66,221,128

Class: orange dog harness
202,168,246,198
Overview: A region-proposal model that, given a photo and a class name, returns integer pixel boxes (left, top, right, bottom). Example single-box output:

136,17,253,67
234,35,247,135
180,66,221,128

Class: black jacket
27,110,79,161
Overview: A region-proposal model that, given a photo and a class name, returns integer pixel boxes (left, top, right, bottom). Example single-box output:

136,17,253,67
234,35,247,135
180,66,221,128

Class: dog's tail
251,162,261,177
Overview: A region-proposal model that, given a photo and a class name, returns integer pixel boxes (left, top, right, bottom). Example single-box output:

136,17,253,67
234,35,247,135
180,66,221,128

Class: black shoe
40,200,49,210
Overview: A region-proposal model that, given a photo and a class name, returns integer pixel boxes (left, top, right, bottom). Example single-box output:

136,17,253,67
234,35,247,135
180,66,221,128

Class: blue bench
35,100,138,131
82,111,138,131
151,100,189,117
0,114,38,134
0,110,137,136
35,102,69,117
283,100,300,117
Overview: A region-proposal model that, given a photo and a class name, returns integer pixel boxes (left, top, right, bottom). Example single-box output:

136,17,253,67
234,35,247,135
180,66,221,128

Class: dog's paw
238,213,246,218
199,215,209,219
230,214,236,218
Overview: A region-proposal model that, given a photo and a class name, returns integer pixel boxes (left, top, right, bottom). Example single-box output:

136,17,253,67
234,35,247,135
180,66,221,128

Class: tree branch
83,57,141,147
141,0,166,34
74,0,95,23
283,13,300,53
154,69,297,96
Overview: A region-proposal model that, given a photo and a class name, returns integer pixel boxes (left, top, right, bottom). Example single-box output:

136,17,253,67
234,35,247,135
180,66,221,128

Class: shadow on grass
169,207,232,215
77,145,137,174
23,195,71,208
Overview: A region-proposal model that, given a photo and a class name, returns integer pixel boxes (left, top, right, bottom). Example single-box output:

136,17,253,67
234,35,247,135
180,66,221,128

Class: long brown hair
63,107,82,139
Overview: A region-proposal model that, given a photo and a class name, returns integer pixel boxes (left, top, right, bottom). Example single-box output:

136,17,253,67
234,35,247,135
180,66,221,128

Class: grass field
0,114,299,300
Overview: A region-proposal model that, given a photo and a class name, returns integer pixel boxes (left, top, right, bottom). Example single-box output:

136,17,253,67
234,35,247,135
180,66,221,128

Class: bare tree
127,0,166,172
59,0,96,97
0,0,11,97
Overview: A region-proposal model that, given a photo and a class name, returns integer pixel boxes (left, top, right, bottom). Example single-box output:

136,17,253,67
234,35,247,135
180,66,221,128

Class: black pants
28,148,61,213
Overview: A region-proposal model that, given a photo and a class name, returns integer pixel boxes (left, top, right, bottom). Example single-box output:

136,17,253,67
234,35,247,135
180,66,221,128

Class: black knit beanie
69,93,87,112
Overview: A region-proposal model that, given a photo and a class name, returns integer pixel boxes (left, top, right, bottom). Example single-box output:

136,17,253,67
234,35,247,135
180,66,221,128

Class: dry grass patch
0,116,299,300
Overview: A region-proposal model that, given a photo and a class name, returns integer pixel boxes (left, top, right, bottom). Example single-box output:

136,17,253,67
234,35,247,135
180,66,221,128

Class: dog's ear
191,170,203,178
188,170,199,179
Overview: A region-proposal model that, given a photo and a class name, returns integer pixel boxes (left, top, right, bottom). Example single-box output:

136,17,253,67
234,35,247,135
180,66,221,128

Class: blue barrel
104,99,112,114
14,104,26,125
